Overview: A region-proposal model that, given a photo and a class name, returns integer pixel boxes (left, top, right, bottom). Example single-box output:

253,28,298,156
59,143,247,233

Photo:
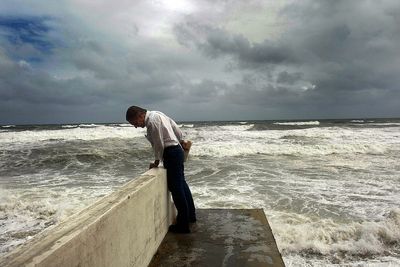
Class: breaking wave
0,187,110,255
274,209,400,264
179,124,195,128
187,126,399,157
78,124,101,128
0,126,145,150
61,125,77,128
274,121,320,126
191,143,387,157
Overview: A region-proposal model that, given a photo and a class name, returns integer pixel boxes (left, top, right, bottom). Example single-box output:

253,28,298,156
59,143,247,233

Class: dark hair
126,106,147,121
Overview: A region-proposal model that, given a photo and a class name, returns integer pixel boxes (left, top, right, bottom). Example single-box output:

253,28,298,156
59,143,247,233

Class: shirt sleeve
148,119,164,161
171,119,183,142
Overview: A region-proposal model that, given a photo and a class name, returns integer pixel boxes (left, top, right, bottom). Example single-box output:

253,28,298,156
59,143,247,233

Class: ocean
1,119,399,266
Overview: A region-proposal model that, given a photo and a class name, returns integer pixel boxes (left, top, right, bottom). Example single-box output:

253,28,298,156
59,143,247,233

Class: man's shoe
168,224,190,234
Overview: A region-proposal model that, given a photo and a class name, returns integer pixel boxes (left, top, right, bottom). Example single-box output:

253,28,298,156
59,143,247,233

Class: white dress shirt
145,111,183,161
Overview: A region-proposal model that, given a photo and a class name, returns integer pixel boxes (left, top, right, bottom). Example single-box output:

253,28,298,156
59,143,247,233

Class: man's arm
148,118,164,168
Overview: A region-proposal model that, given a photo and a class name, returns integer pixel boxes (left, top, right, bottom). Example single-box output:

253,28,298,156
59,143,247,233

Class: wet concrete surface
149,209,285,267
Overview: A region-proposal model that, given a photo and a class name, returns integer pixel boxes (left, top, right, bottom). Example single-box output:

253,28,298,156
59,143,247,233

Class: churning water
1,119,399,266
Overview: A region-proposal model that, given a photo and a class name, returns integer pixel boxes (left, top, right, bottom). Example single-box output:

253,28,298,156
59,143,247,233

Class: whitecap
219,124,254,131
369,123,400,126
0,125,146,150
78,124,100,128
274,121,320,126
61,125,77,128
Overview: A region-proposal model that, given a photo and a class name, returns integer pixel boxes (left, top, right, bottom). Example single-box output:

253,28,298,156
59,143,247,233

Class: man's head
126,106,147,128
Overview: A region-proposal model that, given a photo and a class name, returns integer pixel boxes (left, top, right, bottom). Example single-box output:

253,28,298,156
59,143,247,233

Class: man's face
129,112,146,128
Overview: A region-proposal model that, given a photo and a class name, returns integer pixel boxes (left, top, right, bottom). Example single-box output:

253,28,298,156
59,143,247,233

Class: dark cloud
180,79,229,103
0,53,100,105
174,22,298,67
172,0,400,119
0,46,183,124
0,1,400,124
277,71,303,85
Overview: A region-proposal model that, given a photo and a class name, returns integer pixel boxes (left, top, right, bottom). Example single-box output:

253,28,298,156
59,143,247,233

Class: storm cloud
0,0,399,124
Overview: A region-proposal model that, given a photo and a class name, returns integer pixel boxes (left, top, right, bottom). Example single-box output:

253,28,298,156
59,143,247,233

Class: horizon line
1,116,400,127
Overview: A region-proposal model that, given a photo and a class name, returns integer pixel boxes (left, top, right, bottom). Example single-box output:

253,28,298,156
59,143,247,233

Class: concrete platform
149,209,285,267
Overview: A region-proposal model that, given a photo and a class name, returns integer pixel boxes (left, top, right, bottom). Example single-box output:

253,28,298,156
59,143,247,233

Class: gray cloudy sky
1,0,399,124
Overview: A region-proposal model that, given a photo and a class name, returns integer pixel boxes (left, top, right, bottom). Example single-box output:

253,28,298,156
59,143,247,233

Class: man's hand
149,160,160,169
180,140,192,151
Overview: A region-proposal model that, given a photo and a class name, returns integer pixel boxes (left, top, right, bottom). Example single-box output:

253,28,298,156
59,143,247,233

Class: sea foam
186,126,399,157
0,186,112,255
273,209,400,262
0,125,145,150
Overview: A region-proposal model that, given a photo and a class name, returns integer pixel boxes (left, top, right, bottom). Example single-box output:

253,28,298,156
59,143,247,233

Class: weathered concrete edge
257,208,286,266
0,168,175,267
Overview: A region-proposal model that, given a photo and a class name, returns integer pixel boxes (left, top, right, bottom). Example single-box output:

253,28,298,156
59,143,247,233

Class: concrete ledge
0,168,175,267
150,209,285,267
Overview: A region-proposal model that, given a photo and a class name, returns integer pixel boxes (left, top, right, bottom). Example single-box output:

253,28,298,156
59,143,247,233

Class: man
126,106,196,233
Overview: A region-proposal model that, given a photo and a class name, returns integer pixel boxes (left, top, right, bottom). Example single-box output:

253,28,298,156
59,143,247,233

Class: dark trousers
163,145,196,227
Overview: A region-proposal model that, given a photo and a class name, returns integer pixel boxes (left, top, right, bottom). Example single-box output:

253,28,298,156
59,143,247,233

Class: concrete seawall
0,168,175,267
